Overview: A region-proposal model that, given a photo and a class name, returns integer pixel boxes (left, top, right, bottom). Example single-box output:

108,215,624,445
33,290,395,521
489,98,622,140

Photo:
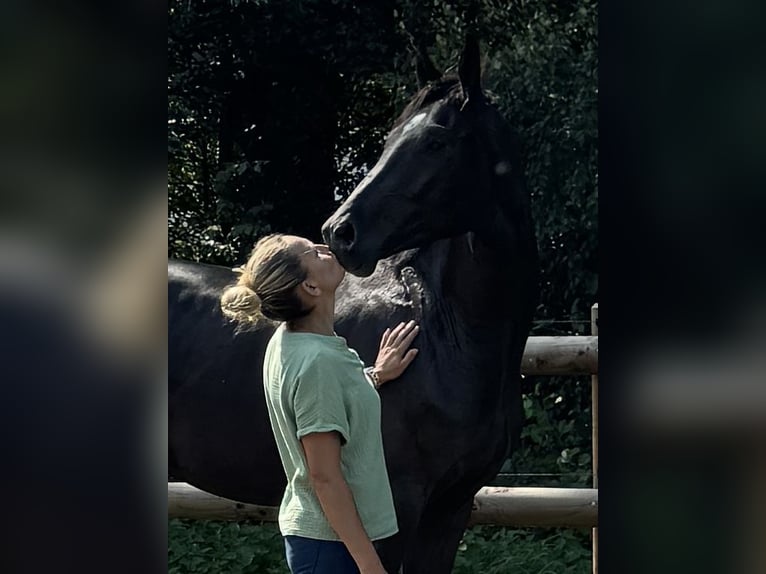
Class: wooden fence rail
522,336,598,375
169,482,598,528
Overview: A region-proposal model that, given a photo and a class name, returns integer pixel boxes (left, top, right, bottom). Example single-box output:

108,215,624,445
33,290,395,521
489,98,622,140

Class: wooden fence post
591,303,599,574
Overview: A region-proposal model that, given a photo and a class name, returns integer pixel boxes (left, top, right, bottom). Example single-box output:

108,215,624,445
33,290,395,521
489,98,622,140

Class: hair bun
220,284,264,325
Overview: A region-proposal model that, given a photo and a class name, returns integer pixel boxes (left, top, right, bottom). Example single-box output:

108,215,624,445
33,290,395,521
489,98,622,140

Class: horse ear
459,33,483,106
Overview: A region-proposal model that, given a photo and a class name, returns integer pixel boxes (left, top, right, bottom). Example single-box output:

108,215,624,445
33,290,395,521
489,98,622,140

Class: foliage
168,519,591,574
492,374,593,489
169,0,403,264
168,519,288,574
454,527,592,574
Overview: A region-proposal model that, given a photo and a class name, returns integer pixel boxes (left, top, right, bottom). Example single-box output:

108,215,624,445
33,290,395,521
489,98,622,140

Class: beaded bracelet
364,366,382,389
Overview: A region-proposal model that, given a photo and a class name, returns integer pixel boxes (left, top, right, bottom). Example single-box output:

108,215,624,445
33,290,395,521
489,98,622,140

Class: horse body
327,235,535,574
168,261,284,503
169,37,538,573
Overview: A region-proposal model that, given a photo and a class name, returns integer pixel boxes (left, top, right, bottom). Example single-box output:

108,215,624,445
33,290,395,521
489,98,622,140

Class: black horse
169,36,538,573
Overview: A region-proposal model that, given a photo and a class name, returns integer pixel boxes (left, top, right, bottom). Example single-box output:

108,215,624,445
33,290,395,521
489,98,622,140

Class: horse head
322,35,532,277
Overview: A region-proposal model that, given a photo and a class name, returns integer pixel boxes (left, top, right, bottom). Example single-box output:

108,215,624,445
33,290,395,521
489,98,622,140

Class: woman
220,233,419,574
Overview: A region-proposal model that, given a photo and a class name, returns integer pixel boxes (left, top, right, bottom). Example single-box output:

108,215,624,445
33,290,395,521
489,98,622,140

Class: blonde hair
220,234,310,326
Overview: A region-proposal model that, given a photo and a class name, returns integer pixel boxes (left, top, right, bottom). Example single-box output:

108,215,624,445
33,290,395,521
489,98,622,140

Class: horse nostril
333,221,356,248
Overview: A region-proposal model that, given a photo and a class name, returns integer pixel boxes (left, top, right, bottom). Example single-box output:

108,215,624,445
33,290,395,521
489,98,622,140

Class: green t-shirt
262,324,399,541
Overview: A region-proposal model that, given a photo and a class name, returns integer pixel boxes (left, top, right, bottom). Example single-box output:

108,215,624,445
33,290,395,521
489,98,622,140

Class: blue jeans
283,535,359,574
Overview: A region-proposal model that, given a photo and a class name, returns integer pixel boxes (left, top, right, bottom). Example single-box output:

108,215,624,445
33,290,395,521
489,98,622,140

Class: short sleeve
293,355,350,445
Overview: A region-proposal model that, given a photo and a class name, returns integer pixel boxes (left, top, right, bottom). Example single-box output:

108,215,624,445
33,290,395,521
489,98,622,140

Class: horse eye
427,139,446,152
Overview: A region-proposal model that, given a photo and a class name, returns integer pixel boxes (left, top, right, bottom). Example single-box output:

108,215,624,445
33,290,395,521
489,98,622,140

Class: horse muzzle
321,216,379,277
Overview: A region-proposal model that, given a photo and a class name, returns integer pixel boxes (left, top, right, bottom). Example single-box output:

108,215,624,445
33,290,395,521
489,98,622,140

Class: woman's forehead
283,235,313,250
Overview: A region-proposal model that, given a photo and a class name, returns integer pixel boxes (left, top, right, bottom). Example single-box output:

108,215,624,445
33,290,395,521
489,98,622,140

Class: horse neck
443,112,537,330
439,157,538,330
440,229,534,332
411,229,534,424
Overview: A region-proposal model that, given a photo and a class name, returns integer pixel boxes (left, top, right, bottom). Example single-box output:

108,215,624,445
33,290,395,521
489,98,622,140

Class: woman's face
289,236,346,294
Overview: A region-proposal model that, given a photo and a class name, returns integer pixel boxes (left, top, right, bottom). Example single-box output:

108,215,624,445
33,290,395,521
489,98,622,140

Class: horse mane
391,75,501,130
391,77,464,130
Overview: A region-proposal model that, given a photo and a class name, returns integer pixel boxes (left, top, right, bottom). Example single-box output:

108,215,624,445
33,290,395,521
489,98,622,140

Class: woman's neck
286,298,336,336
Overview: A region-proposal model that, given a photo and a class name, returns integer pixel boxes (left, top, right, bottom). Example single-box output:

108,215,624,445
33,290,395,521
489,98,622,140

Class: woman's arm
301,431,387,574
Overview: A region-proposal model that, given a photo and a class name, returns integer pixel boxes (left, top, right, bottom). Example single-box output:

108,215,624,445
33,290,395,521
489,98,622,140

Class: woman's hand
372,320,420,386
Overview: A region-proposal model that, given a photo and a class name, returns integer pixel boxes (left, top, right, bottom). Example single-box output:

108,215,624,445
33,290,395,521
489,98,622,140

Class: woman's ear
300,280,321,298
